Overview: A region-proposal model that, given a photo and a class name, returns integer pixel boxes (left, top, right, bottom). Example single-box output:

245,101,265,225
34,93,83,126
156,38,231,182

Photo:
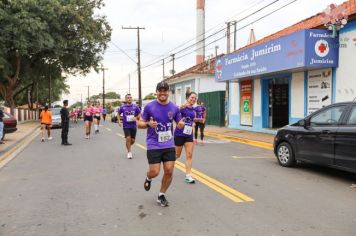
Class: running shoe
144,177,151,191
127,152,133,159
157,194,169,207
193,140,197,145
200,140,204,146
185,175,195,184
41,137,45,142
48,137,53,141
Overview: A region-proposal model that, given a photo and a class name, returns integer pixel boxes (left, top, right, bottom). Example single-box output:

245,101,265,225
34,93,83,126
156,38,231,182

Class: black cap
63,100,68,104
156,81,169,91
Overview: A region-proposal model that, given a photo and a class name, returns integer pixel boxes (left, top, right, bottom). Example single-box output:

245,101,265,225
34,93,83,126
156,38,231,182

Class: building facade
215,0,356,134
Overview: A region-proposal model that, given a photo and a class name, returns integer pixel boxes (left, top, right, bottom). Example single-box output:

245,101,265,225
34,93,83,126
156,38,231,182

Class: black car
274,101,356,173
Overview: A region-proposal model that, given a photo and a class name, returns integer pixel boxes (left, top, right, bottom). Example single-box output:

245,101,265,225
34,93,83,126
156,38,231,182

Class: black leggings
194,122,205,140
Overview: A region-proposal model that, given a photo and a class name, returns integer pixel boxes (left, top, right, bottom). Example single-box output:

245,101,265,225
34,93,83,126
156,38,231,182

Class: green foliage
70,101,83,109
105,92,120,99
0,0,112,107
144,93,156,100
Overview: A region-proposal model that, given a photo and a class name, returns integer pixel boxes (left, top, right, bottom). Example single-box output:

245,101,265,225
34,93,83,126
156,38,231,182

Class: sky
65,0,346,104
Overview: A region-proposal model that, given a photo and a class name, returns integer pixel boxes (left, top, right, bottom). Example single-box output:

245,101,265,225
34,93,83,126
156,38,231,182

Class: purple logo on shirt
155,122,172,134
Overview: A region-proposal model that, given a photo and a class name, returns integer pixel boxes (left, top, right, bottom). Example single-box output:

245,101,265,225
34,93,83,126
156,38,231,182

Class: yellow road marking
135,143,147,150
116,133,124,138
174,163,244,203
105,127,112,131
133,143,254,203
204,131,273,150
175,161,254,202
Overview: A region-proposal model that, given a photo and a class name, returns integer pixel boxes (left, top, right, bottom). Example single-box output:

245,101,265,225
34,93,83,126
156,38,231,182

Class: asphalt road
0,120,355,236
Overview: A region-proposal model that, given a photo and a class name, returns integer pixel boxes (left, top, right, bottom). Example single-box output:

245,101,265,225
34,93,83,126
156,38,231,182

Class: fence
3,106,39,123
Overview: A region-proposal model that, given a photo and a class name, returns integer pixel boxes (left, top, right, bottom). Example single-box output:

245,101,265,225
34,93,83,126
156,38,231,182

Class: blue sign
215,29,339,81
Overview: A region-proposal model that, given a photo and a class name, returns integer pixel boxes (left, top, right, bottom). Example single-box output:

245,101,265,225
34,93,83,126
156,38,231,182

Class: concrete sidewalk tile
0,121,40,154
204,125,275,144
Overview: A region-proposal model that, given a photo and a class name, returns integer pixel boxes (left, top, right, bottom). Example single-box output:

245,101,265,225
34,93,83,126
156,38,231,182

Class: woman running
83,102,95,139
194,100,207,145
174,92,198,184
94,102,103,134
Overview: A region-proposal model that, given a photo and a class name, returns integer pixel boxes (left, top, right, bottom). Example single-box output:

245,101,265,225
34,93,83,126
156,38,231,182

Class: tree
144,93,156,100
105,92,120,99
0,0,112,111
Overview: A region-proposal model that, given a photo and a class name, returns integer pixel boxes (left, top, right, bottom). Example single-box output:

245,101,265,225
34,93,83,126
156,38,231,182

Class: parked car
2,112,17,140
274,101,356,173
51,108,62,128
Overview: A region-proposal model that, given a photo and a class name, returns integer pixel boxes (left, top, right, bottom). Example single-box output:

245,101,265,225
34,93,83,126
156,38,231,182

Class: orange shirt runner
40,111,52,125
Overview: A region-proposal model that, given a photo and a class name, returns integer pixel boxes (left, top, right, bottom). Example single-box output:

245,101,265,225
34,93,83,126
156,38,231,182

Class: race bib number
183,125,192,135
126,115,135,122
85,112,91,116
158,131,173,142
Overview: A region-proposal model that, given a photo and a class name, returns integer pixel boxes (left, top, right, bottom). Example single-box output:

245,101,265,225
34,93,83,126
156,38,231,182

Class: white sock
158,192,165,197
94,125,98,130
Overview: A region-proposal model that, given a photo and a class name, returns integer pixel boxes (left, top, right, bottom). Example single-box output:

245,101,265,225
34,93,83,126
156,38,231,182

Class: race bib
126,115,135,122
85,112,91,116
158,131,173,142
183,125,192,135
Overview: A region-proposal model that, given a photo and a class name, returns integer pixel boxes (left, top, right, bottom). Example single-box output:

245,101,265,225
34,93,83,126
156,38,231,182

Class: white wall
230,82,239,115
253,79,261,117
335,27,356,102
196,75,226,94
291,72,305,118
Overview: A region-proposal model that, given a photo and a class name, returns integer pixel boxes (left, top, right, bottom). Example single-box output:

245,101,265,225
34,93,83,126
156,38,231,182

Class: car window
310,105,346,126
51,108,61,115
346,106,356,125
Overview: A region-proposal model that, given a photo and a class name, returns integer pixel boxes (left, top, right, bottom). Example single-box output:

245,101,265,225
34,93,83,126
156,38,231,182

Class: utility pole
171,54,175,75
233,21,237,51
215,45,219,58
101,67,108,107
225,22,232,127
128,73,131,93
162,59,165,79
49,71,52,108
87,86,90,102
122,26,145,108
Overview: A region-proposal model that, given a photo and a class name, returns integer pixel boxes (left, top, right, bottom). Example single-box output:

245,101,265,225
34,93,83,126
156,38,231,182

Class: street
0,121,356,236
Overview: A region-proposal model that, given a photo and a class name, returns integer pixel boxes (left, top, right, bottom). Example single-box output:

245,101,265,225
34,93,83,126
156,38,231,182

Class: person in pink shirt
83,101,95,139
94,101,103,134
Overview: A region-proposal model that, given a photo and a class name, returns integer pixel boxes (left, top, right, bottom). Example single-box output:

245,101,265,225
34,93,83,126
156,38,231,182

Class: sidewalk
0,121,40,155
204,125,275,145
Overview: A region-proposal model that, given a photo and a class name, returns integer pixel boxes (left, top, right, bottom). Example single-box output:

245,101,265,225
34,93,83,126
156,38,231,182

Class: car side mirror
298,119,309,128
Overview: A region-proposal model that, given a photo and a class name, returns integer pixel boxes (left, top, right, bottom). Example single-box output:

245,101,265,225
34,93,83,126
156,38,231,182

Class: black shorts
147,148,176,164
123,127,137,139
174,135,193,146
94,115,101,121
84,115,93,122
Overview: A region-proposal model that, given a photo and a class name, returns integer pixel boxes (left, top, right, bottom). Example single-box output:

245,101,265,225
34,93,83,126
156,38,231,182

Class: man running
118,94,141,159
194,100,207,145
40,105,53,142
174,92,198,184
138,81,184,207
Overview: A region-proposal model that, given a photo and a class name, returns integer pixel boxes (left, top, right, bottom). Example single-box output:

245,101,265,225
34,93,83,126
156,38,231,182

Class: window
347,106,356,125
310,105,346,125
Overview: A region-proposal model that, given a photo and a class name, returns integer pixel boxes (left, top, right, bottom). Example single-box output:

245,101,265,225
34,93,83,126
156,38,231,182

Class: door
334,105,356,171
268,79,289,128
295,105,346,165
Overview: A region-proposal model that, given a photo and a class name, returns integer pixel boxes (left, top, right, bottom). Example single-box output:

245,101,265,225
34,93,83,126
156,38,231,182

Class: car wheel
276,142,296,167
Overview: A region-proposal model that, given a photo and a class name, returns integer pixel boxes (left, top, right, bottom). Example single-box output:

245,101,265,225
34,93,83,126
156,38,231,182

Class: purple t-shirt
194,105,206,119
174,106,195,137
118,104,141,128
141,100,182,150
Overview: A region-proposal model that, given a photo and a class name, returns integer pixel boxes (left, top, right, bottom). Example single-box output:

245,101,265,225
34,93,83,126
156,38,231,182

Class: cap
63,100,68,104
156,81,169,91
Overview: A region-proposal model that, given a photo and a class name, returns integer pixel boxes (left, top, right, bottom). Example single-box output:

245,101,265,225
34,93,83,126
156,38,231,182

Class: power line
141,0,281,70
141,0,268,67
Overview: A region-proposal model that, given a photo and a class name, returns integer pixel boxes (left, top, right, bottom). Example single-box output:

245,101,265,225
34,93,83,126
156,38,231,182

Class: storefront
215,29,340,133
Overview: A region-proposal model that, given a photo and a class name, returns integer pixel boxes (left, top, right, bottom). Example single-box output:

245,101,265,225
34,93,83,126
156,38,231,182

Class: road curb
204,131,273,150
0,127,39,169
